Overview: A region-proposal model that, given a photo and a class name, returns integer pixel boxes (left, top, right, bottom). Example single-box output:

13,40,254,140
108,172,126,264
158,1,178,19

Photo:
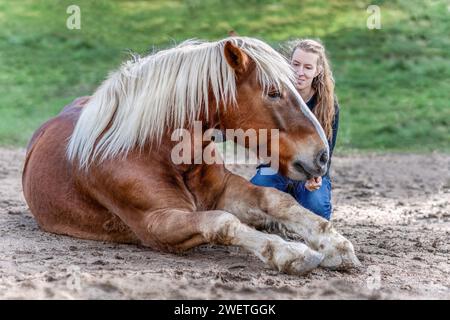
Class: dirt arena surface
0,148,449,299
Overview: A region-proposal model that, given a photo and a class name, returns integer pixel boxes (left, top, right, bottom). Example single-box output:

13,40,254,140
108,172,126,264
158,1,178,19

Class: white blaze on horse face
284,83,329,180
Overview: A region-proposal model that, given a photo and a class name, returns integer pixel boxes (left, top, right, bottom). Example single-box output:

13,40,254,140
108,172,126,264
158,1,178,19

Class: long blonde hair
290,39,336,140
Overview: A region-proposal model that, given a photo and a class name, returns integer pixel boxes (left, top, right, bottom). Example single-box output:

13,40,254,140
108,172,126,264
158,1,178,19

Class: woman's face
291,48,321,91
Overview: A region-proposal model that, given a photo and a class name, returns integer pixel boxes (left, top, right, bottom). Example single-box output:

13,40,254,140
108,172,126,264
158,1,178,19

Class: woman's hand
305,176,322,191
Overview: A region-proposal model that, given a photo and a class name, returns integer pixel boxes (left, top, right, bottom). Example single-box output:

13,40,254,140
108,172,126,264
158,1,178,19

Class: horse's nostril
293,161,304,172
316,149,329,168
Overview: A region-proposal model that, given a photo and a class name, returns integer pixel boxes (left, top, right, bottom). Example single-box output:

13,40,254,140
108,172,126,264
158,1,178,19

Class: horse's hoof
320,243,362,271
281,247,324,275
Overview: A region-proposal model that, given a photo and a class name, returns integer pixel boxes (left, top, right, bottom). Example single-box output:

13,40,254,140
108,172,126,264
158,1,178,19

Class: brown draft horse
22,37,360,275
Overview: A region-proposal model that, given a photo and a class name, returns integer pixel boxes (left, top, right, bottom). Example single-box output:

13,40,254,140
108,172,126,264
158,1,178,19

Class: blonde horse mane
67,37,295,168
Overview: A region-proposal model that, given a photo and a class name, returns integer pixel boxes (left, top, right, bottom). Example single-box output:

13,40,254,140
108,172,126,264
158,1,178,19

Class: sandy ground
0,147,449,299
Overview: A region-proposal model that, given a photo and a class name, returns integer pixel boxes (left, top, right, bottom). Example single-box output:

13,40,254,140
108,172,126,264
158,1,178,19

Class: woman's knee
296,179,332,220
305,199,332,220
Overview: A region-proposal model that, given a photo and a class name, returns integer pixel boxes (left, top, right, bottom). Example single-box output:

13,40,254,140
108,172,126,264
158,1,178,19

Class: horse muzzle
291,148,329,179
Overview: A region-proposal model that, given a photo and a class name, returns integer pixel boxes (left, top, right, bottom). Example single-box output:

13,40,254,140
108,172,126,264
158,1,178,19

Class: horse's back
22,97,138,243
25,96,89,153
22,96,87,198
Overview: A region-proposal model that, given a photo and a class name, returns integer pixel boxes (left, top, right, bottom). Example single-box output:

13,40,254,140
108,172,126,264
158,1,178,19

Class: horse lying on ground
22,37,360,275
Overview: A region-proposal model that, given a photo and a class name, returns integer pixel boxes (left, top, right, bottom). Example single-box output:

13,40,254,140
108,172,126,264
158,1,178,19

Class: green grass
0,0,449,152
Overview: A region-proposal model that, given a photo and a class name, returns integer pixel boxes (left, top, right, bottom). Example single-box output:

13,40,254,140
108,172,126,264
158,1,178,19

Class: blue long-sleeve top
306,94,339,177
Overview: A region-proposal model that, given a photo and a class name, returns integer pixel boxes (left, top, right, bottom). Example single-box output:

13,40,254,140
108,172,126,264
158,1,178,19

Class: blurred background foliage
0,0,448,152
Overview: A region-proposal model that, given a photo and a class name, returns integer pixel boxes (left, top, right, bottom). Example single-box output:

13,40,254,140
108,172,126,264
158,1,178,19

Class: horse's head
219,39,329,180
67,37,329,174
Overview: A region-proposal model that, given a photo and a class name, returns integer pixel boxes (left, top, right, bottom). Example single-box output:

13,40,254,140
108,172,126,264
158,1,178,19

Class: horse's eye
268,91,281,99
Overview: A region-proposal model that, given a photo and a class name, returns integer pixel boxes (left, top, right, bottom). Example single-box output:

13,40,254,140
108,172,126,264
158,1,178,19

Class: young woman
250,39,339,220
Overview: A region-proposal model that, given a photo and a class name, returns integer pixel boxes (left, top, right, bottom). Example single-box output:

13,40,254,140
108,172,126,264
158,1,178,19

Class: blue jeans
250,167,332,220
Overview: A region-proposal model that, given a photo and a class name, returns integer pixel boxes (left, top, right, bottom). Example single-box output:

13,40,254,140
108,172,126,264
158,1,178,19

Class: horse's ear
224,41,249,75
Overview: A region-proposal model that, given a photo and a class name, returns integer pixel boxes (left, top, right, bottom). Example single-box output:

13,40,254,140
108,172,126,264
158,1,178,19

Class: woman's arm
329,102,339,158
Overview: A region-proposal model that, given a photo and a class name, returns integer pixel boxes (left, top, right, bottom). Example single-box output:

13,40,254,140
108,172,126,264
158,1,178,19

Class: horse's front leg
113,208,324,275
216,173,361,270
88,160,322,275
